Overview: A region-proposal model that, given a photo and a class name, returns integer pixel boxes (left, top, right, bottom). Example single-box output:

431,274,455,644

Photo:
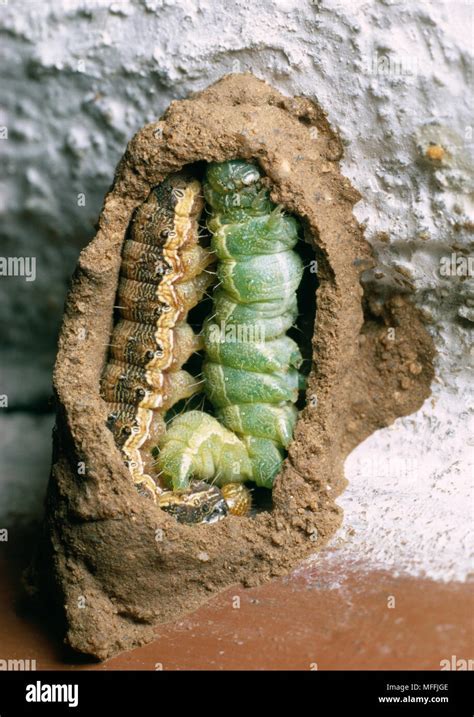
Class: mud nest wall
28,74,435,660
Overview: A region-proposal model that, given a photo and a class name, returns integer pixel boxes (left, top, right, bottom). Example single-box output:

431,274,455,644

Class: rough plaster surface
0,0,472,583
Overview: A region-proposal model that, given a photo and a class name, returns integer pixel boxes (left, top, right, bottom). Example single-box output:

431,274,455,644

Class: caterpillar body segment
216,402,298,449
157,411,253,490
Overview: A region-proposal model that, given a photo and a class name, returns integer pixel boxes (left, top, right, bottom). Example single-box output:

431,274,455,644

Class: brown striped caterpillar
100,173,214,501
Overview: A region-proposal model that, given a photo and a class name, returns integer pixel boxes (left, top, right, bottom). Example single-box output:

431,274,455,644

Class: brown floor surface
0,527,472,671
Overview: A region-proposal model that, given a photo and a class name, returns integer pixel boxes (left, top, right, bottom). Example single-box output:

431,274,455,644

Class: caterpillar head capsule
158,480,228,524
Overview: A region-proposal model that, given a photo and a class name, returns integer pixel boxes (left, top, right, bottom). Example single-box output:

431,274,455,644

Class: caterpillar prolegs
101,161,306,523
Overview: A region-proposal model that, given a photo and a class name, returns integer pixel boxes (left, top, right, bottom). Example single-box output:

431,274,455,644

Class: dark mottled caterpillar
157,160,304,491
100,173,214,500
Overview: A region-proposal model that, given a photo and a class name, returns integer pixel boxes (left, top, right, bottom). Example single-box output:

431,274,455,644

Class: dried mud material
27,74,435,660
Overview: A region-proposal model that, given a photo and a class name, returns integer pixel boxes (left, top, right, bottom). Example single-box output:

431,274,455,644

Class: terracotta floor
1,525,472,670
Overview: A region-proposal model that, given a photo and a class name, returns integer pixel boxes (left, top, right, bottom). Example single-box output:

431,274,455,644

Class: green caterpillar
157,160,304,493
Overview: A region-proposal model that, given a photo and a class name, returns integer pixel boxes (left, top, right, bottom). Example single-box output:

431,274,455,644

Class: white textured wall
0,0,472,581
